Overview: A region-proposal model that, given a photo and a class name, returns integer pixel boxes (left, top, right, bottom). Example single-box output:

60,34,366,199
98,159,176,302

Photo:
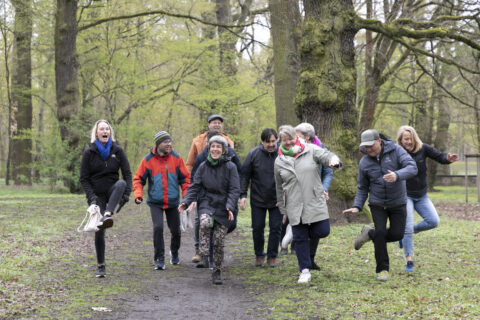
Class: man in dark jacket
239,128,282,267
343,129,417,282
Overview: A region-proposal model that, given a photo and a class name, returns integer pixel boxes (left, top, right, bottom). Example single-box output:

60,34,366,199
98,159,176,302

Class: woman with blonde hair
396,125,457,272
80,119,132,277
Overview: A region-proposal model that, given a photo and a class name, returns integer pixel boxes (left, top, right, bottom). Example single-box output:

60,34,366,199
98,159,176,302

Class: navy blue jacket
183,158,241,228
191,145,241,183
405,144,451,198
353,139,417,209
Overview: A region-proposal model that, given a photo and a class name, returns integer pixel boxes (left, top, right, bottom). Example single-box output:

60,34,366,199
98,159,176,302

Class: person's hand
324,191,329,201
187,202,197,211
239,198,247,210
329,155,341,168
447,153,458,163
343,207,359,214
178,203,187,212
135,197,143,204
282,214,287,224
227,208,234,221
383,170,397,182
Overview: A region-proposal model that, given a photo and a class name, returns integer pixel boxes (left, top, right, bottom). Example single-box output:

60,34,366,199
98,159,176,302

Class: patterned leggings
199,213,228,272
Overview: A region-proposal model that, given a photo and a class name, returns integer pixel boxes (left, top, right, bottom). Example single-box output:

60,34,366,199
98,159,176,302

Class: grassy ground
1,185,480,319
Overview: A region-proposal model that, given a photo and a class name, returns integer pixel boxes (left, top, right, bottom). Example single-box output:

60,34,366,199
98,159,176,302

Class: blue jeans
402,195,440,257
292,219,330,271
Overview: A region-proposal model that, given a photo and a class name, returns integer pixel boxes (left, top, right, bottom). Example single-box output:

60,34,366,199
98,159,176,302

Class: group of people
80,116,457,284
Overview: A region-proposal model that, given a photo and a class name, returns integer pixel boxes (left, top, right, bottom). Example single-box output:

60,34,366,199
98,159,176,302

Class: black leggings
94,180,126,265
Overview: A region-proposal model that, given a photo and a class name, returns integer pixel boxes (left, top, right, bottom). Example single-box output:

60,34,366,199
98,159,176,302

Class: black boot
212,269,222,285
310,255,320,271
196,255,209,268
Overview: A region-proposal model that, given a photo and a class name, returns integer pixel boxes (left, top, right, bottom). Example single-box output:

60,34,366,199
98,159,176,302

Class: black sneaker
96,265,106,278
98,214,114,229
196,256,209,268
212,270,222,285
154,259,165,270
170,251,180,265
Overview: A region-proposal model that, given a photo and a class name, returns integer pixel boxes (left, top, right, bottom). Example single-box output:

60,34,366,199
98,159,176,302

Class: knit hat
208,135,228,154
207,114,224,123
154,130,171,145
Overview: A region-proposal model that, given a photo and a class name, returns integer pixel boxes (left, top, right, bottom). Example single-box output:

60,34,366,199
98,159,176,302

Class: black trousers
94,180,127,264
251,205,283,259
149,206,181,261
370,204,407,273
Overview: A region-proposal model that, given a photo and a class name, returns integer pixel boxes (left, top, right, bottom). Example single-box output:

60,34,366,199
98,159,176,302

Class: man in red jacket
133,131,190,270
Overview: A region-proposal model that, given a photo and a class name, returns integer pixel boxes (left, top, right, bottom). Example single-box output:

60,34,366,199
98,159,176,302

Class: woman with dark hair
179,135,240,285
396,125,458,272
80,119,132,278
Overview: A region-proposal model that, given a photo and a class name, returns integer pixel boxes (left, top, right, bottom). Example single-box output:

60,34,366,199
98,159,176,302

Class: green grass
1,184,480,319
429,185,478,203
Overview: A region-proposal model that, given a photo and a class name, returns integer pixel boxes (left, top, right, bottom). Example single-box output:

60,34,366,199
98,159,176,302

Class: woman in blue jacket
396,125,458,272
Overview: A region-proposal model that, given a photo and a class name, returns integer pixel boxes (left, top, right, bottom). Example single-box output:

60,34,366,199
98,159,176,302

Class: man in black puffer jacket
343,129,417,282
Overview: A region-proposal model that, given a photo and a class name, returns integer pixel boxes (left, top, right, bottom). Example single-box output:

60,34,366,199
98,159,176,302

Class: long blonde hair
90,119,116,143
396,125,422,153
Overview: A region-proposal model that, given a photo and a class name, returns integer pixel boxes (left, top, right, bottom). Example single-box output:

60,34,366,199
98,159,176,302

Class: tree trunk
296,0,361,220
55,0,81,192
11,0,33,185
269,0,301,126
216,0,236,76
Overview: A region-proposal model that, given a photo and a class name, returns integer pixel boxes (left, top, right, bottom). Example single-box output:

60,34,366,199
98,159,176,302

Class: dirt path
99,205,261,320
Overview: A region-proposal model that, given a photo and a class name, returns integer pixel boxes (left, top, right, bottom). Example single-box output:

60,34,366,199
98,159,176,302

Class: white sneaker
298,269,311,283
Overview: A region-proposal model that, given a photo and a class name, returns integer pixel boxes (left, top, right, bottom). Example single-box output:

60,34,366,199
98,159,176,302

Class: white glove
281,224,293,249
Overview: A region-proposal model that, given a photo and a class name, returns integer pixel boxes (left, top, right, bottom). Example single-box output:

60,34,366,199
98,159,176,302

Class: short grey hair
278,125,296,140
208,135,228,154
295,123,315,140
90,119,116,143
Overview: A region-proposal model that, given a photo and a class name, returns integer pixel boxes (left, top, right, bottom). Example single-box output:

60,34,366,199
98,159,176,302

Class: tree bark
296,0,360,219
269,0,301,126
11,0,33,185
55,0,81,192
216,0,236,76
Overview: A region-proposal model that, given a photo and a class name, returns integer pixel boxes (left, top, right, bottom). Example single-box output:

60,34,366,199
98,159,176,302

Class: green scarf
280,144,296,157
207,153,223,166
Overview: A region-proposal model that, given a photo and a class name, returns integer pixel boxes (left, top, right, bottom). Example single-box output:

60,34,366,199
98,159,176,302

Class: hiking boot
255,256,265,267
376,270,388,282
212,270,222,285
170,251,180,265
298,269,311,283
191,252,201,263
196,256,209,268
405,261,414,272
280,248,288,255
98,214,114,229
354,225,373,250
96,265,106,278
267,258,276,268
154,259,165,270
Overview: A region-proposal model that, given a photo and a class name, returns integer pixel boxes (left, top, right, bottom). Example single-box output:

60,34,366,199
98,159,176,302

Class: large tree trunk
269,0,301,126
296,0,361,221
11,0,33,185
55,0,81,192
215,0,236,76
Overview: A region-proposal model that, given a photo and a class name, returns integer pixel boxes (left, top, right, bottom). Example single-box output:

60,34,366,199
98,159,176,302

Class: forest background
1,0,480,216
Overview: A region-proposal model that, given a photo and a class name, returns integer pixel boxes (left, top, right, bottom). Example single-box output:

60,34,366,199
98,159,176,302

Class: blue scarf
95,138,112,160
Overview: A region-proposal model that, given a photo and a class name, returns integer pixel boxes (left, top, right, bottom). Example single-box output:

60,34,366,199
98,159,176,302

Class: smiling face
209,142,223,160
400,131,414,152
280,134,296,150
262,134,277,153
295,131,312,143
156,139,172,155
96,121,111,144
208,119,223,132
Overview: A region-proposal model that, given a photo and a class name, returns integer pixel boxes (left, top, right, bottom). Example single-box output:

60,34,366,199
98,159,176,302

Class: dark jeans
94,180,127,264
150,206,181,261
370,204,406,273
292,219,330,271
251,205,283,258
